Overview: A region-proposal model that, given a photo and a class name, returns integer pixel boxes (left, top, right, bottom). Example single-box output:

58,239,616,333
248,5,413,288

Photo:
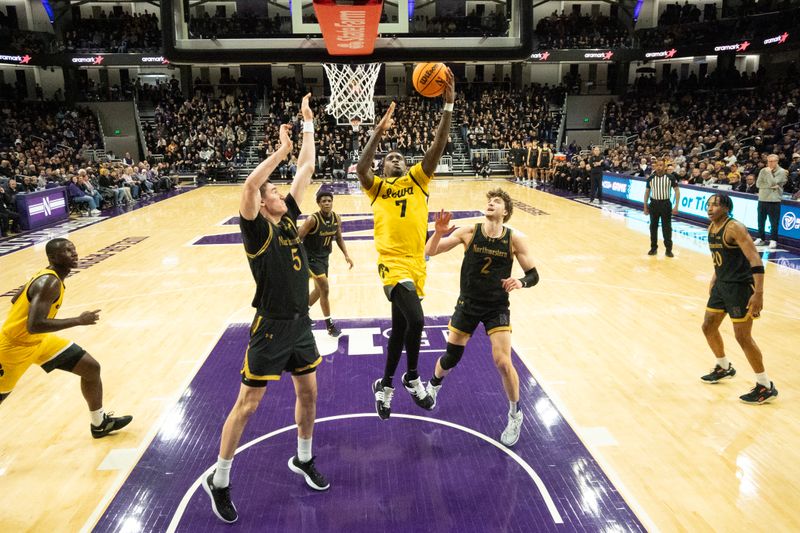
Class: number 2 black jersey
460,223,514,306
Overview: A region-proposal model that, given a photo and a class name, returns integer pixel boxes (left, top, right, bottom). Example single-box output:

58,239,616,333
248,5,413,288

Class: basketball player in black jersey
298,190,353,337
204,95,329,525
538,142,553,188
700,194,778,404
424,189,540,446
526,140,539,184
509,140,525,181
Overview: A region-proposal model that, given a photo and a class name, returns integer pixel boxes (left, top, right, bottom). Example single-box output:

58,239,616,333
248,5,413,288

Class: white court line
165,412,564,532
511,345,660,533
79,309,248,533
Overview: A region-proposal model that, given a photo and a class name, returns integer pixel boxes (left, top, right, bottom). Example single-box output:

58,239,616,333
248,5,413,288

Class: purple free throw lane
95,317,644,532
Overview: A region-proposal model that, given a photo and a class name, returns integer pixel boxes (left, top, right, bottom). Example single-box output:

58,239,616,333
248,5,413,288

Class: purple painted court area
96,317,643,532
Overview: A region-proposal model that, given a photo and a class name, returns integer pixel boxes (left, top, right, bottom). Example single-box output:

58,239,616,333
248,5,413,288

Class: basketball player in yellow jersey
356,67,455,419
0,238,132,438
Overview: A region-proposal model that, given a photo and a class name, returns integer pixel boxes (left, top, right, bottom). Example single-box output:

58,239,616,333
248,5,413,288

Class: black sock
381,376,393,388
430,375,443,386
405,369,419,381
325,318,333,328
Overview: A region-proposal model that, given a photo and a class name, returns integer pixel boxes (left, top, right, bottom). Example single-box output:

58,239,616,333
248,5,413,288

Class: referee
644,159,680,257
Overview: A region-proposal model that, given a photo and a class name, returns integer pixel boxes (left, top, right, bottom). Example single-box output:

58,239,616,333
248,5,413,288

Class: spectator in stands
0,183,21,236
737,173,758,194
66,175,100,215
77,170,103,209
634,157,652,178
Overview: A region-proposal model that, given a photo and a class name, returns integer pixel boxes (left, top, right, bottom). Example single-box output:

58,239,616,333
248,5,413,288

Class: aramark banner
527,30,795,62
601,173,800,243
0,52,170,67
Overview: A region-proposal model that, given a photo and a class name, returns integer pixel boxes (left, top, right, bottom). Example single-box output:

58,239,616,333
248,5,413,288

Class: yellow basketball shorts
376,255,427,299
0,333,85,394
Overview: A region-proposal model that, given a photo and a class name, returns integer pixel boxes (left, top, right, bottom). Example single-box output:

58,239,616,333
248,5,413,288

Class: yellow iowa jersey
1,269,64,344
365,162,431,258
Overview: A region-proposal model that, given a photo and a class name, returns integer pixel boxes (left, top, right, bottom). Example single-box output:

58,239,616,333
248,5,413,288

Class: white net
323,63,381,126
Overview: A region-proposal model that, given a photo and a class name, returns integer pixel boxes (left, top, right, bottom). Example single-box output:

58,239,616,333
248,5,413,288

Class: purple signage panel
16,186,69,230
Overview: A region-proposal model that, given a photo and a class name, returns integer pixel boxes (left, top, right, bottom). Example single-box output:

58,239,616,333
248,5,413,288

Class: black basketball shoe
327,322,342,338
402,373,435,410
739,382,778,405
372,379,394,420
700,364,736,384
288,456,330,490
90,412,133,439
203,472,238,523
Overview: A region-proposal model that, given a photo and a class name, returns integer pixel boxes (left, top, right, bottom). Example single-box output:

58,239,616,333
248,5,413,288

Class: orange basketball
413,63,447,98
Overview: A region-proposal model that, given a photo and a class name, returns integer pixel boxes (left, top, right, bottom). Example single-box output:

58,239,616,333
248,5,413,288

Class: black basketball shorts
448,297,511,337
241,313,321,387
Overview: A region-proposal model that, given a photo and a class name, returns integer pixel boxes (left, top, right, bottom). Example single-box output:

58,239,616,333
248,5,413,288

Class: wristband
518,267,539,288
443,102,454,112
302,120,314,133
751,265,765,274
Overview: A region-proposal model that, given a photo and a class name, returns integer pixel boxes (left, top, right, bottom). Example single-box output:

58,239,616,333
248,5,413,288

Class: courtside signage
600,173,799,238
780,203,800,239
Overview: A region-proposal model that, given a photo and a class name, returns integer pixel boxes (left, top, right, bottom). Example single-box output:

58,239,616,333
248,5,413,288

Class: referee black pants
649,199,673,251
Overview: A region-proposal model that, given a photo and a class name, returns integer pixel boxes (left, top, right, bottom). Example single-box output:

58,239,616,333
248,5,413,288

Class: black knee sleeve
440,343,465,370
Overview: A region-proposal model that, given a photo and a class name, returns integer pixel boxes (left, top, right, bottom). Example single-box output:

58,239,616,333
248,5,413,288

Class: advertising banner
601,173,800,241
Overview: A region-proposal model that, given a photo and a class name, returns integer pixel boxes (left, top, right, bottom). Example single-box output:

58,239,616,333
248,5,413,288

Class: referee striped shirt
646,173,678,200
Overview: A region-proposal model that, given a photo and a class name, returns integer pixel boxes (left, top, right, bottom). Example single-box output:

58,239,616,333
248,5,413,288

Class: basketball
413,63,447,97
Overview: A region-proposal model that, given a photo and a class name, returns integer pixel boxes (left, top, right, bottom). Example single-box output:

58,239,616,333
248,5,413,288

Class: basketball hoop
323,63,381,126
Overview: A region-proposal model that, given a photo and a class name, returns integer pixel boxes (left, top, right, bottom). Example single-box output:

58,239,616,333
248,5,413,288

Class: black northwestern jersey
527,147,540,166
240,194,309,318
460,223,514,306
303,211,340,258
708,217,752,284
511,147,525,165
539,148,552,167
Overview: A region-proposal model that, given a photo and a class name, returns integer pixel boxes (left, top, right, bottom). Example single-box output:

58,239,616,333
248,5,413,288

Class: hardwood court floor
0,180,798,532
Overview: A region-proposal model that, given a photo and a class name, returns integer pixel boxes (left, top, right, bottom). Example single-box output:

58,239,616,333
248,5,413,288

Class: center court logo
781,211,800,231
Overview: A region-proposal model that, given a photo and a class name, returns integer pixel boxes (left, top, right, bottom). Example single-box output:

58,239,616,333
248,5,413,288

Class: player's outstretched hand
301,93,313,121
377,102,395,133
433,209,454,235
501,278,523,292
78,309,101,325
278,124,293,153
443,67,455,104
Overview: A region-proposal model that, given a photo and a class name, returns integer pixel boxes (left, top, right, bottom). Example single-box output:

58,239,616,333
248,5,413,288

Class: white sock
213,456,233,488
297,437,312,463
90,408,105,426
509,401,519,415
716,357,730,369
755,372,771,388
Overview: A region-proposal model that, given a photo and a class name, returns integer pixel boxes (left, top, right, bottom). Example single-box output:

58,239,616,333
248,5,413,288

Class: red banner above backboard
313,0,383,56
